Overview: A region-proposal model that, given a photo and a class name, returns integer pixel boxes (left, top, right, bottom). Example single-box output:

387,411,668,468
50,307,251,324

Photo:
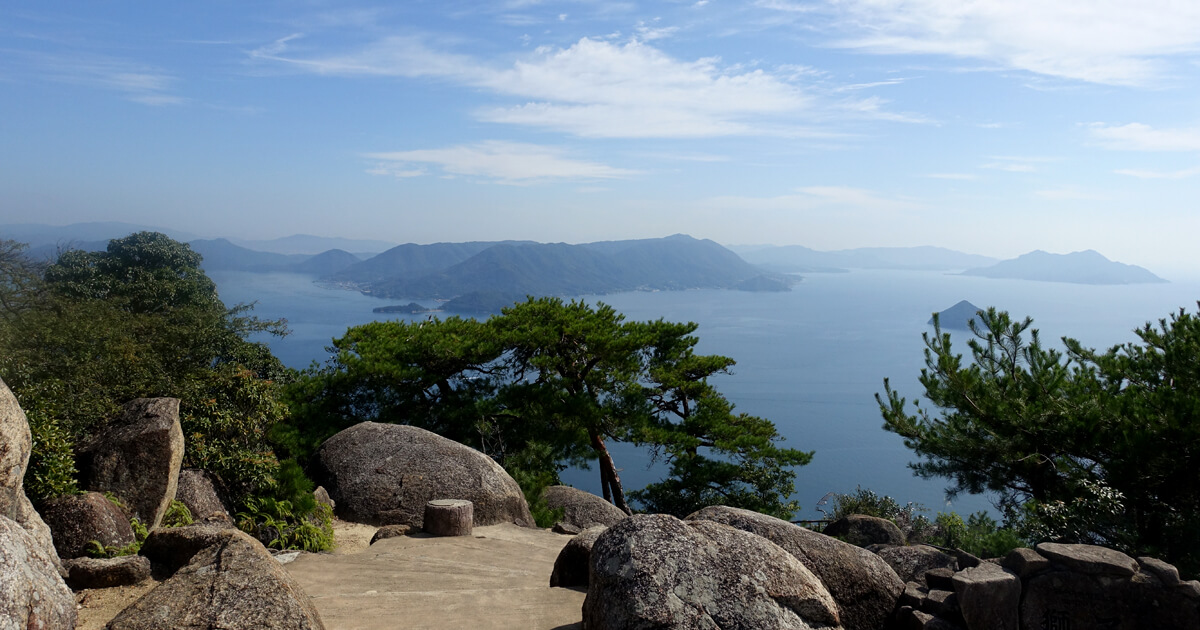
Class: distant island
930,300,984,330
372,302,440,314
960,250,1166,285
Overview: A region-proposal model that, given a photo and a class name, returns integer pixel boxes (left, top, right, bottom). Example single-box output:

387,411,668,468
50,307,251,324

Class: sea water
209,269,1200,520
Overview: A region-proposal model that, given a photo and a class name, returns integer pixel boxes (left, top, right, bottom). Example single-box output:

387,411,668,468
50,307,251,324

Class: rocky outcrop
583,514,841,630
0,515,77,629
0,378,61,570
312,422,533,528
174,469,228,520
896,543,1200,630
63,555,151,590
688,505,902,630
77,398,185,529
139,520,237,576
542,485,627,529
823,514,905,547
874,544,957,585
549,525,606,588
41,491,135,559
108,528,324,630
369,524,412,544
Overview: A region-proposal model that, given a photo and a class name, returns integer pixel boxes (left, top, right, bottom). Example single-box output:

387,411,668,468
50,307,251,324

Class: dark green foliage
879,305,1200,574
286,296,810,519
505,444,565,528
933,512,1025,558
161,500,194,528
1,233,289,511
24,411,79,502
236,497,334,552
825,486,934,543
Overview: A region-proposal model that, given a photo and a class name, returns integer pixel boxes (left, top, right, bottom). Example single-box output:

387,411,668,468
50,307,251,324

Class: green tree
286,296,811,518
878,305,1200,573
0,233,290,506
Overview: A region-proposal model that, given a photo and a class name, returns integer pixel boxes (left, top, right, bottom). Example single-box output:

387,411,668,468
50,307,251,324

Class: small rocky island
930,300,984,330
371,302,439,314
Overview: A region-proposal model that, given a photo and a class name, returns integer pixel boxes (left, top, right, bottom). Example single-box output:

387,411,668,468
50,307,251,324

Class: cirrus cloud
364,141,639,183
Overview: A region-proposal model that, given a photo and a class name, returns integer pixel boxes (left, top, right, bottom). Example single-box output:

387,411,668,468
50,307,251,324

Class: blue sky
4,1,1200,273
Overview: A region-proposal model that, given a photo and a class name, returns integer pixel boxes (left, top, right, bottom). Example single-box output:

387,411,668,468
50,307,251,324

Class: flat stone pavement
286,524,586,630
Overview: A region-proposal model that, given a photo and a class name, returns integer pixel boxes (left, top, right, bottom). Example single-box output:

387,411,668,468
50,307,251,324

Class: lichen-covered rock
823,514,905,547
63,555,151,590
0,515,77,629
1021,566,1200,630
77,398,185,529
688,505,901,630
174,469,228,520
368,524,412,544
583,514,841,630
542,485,627,529
0,377,61,570
952,561,1020,630
1000,547,1051,579
874,544,957,586
1036,542,1139,577
549,525,605,588
139,520,237,576
107,528,324,630
312,422,533,528
40,491,135,559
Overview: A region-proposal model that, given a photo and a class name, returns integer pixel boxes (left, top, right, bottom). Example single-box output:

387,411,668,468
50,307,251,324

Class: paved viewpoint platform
286,524,586,630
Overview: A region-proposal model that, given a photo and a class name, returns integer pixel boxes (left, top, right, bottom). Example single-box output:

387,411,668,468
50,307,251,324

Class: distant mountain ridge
357,234,791,301
961,250,1167,285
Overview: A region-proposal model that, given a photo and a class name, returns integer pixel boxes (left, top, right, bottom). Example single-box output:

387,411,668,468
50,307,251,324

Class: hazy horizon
5,3,1200,273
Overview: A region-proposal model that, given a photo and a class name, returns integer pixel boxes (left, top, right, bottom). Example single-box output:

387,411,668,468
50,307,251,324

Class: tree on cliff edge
286,296,811,518
878,306,1200,574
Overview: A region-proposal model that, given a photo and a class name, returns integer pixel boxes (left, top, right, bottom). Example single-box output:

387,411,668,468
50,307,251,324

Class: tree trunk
590,430,633,515
423,499,474,536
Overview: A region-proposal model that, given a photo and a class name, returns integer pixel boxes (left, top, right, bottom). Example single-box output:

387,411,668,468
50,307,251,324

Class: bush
236,497,334,552
23,411,79,502
825,486,935,543
933,511,1026,558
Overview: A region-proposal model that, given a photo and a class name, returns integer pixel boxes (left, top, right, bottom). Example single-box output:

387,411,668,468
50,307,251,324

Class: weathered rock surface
823,514,905,547
77,398,185,529
313,486,335,510
952,561,1020,630
584,514,842,630
1138,556,1181,586
1000,546,1050,578
63,554,151,590
174,469,228,520
108,528,324,630
0,515,77,629
312,422,533,528
41,491,135,559
369,524,413,544
689,505,901,630
542,485,627,529
875,544,957,585
139,520,237,576
1035,542,1139,577
549,525,605,588
0,377,61,570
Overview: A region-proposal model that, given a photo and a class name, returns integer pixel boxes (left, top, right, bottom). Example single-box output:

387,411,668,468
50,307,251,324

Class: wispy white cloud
1115,166,1200,179
925,173,977,180
364,141,639,183
790,0,1200,85
21,52,186,105
252,34,916,138
1088,123,1200,152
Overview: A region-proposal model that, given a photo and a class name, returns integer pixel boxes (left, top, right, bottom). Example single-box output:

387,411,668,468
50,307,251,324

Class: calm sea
209,269,1200,520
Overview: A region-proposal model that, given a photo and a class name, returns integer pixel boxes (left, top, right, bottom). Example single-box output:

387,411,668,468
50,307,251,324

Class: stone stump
423,500,473,537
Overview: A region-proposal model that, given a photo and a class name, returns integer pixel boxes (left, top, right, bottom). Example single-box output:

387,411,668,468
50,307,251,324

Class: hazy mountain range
1,223,1169,312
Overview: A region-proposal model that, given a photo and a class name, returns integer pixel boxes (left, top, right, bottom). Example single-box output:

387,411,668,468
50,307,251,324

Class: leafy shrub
934,511,1026,558
236,497,334,552
23,411,79,502
161,499,194,528
826,486,935,543
504,443,565,528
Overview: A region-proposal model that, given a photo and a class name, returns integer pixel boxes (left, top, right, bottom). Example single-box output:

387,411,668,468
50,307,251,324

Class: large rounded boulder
688,505,903,630
0,378,60,569
40,491,135,559
312,422,534,528
0,515,77,630
583,514,841,630
543,485,627,529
